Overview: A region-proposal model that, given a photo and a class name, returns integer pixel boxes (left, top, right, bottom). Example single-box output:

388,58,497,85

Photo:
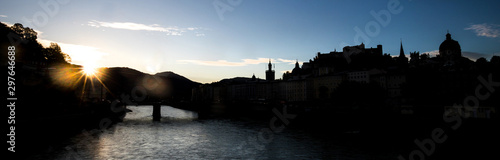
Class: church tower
400,40,405,57
397,40,408,64
265,59,275,81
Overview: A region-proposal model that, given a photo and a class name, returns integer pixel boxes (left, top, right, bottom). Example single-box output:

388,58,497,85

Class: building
343,43,383,56
302,43,384,77
348,71,370,83
280,79,308,102
311,75,344,99
192,43,409,104
439,31,462,65
396,40,408,65
265,59,275,81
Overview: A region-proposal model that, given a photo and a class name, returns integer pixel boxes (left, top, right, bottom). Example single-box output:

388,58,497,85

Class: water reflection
125,105,198,121
32,106,395,159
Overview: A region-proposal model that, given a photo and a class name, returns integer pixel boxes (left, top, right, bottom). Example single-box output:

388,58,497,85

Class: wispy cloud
178,58,301,67
465,23,500,38
87,20,202,36
277,58,302,65
195,33,205,37
0,15,7,18
424,50,440,57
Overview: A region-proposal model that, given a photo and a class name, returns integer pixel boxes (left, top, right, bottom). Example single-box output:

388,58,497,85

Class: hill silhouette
103,67,200,103
155,71,201,101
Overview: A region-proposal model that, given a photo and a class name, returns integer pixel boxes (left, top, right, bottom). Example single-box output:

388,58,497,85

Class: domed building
439,32,462,64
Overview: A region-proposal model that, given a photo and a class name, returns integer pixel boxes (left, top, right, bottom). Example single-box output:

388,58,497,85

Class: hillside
103,67,200,103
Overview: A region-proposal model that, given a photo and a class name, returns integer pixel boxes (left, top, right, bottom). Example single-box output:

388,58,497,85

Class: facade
348,71,370,83
311,75,344,99
280,80,308,102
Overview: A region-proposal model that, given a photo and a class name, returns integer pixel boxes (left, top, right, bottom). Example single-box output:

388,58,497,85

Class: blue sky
1,0,500,83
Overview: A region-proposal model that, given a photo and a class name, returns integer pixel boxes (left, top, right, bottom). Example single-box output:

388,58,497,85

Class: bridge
127,102,165,121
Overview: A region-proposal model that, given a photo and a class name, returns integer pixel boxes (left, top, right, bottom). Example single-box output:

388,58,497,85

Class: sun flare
82,64,98,77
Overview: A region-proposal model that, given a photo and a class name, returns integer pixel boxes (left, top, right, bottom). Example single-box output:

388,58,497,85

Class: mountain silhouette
103,67,200,103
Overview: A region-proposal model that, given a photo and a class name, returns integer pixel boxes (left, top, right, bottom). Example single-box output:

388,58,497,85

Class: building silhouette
195,43,401,103
439,31,462,65
396,40,408,65
192,32,498,119
265,59,275,81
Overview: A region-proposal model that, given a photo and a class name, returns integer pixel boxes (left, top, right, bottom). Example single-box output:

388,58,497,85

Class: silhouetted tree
43,42,70,64
9,23,37,40
23,27,37,41
420,53,429,60
282,71,291,81
491,56,500,65
476,57,487,63
10,23,24,35
475,57,489,71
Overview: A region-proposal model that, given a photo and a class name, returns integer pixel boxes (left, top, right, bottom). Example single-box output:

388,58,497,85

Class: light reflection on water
125,105,198,121
34,106,394,159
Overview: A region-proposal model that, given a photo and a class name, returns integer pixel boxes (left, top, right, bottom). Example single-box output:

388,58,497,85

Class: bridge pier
152,103,161,121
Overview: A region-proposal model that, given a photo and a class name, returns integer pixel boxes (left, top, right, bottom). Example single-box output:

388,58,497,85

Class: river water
30,105,396,159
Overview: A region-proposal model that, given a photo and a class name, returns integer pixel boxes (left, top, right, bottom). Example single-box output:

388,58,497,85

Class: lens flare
83,64,98,77
49,63,112,102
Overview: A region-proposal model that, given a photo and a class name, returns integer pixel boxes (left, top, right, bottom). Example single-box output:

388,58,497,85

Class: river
28,105,396,159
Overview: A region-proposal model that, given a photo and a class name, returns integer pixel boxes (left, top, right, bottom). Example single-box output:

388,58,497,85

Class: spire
295,59,300,69
400,39,405,58
268,59,272,70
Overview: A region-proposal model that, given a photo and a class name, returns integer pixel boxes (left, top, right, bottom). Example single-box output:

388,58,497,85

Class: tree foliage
1,22,70,65
43,42,71,63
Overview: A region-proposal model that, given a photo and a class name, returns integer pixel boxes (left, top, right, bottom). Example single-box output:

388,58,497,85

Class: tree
10,23,37,40
282,71,291,81
10,23,24,35
491,56,500,65
476,57,487,63
420,53,429,60
43,43,70,64
23,27,37,41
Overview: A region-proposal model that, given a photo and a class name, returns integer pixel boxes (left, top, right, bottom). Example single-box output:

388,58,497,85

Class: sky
1,0,500,83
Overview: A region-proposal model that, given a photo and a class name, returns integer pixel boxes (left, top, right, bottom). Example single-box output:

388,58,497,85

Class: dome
439,33,461,58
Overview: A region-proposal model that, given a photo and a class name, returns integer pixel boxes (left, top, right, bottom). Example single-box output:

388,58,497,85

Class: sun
82,64,98,77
